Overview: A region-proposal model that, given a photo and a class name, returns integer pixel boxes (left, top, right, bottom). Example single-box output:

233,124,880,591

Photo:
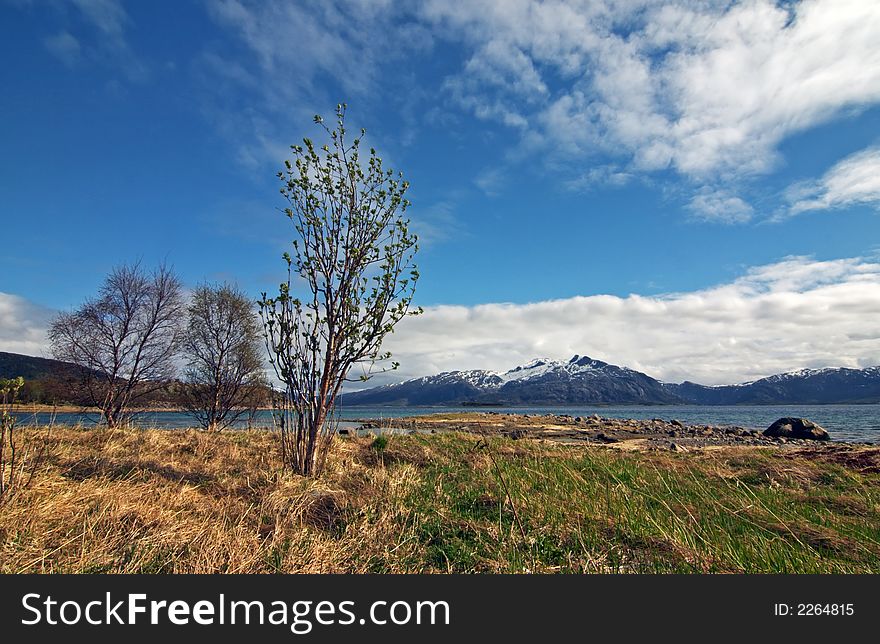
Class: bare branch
180,283,267,431
48,262,184,428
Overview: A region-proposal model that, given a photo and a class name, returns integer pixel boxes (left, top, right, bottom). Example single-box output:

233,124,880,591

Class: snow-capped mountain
340,355,682,405
341,357,880,406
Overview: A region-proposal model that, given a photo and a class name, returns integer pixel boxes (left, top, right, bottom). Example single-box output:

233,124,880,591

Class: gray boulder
763,417,829,441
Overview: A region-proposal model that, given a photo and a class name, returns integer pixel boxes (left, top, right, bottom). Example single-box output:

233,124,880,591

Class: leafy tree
181,283,267,432
260,104,420,476
48,262,184,428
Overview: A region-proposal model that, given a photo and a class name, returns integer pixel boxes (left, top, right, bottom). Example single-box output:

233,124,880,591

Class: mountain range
340,354,880,406
4,350,879,407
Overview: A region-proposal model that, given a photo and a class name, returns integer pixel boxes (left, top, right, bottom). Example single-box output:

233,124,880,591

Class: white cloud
564,164,633,192
786,146,880,216
24,0,148,81
357,256,880,388
43,31,81,66
200,0,432,169
71,0,129,42
474,167,507,196
205,0,431,107
0,293,54,358
202,1,880,217
420,0,880,212
688,188,754,223
407,200,465,247
8,257,880,390
200,1,880,217
209,0,373,98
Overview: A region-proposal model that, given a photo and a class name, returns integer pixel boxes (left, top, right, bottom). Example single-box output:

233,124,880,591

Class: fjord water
14,404,880,443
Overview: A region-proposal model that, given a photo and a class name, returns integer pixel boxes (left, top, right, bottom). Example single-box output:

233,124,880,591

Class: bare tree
260,104,420,477
48,262,184,428
181,283,266,431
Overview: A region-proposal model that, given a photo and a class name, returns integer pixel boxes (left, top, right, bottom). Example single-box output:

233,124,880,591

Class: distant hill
341,355,880,406
0,351,84,381
664,367,880,405
0,351,98,404
0,351,272,408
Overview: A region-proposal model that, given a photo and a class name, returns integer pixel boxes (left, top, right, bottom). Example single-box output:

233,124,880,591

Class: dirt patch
777,446,880,475
304,492,344,531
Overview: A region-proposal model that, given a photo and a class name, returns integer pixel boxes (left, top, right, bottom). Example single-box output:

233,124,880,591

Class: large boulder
763,417,829,441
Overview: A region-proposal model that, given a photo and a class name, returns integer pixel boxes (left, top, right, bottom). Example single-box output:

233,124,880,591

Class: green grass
391,434,880,573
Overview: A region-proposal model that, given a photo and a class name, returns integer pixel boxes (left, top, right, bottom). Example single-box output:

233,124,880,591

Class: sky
1,0,880,387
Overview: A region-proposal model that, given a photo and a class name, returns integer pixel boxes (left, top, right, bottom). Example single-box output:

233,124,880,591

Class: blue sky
2,0,880,385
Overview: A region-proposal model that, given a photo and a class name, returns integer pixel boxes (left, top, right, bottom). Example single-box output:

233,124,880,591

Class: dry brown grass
0,425,424,573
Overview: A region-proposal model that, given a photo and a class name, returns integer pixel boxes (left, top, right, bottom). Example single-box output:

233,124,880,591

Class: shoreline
352,411,870,450
9,407,876,446
6,404,276,414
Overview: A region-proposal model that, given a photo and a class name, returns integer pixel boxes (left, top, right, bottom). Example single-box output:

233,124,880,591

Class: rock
596,432,620,444
669,442,687,453
670,419,685,428
337,428,350,436
574,416,583,423
763,417,830,441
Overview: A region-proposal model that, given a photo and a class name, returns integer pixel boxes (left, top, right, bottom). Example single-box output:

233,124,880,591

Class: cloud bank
0,293,55,358
354,256,880,388
4,257,880,388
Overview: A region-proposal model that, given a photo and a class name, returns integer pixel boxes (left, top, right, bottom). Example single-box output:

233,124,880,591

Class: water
12,404,880,443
